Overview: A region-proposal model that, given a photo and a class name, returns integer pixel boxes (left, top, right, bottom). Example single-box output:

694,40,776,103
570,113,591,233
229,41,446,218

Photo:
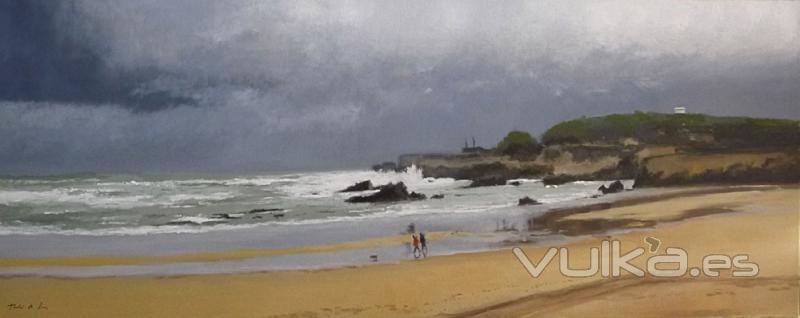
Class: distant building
674,106,687,114
462,137,485,153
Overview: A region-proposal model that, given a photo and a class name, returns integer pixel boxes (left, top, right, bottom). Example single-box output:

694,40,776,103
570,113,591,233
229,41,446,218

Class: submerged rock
248,208,284,214
346,182,426,203
340,180,374,192
542,174,578,186
466,175,508,188
210,213,243,219
409,191,427,200
518,196,542,206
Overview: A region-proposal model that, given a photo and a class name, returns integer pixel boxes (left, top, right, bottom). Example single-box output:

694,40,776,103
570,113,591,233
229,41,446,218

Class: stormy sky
1,1,798,174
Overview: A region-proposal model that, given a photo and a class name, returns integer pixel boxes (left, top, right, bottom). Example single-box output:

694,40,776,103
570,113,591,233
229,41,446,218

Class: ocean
0,167,637,276
0,167,614,236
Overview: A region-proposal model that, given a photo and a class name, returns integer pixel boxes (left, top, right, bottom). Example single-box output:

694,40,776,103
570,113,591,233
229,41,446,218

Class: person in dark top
419,232,427,258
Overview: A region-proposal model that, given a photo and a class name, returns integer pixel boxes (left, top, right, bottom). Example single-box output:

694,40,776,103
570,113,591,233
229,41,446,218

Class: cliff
634,150,800,187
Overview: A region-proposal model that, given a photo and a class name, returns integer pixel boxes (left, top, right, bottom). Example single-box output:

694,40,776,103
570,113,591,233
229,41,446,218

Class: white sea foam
169,215,224,225
0,169,629,237
0,189,153,209
0,189,236,209
277,165,463,198
164,192,236,204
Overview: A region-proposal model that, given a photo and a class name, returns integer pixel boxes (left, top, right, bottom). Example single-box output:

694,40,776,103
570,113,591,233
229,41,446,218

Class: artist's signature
7,302,48,311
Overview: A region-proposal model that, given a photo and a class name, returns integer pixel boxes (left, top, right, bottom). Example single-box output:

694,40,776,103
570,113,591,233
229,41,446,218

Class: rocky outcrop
398,153,551,188
542,174,579,186
386,114,798,188
466,175,509,188
518,196,541,206
345,182,426,203
340,180,374,192
598,180,625,194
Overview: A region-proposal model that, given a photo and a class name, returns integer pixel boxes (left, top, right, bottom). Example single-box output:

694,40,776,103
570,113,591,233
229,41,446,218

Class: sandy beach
1,186,797,317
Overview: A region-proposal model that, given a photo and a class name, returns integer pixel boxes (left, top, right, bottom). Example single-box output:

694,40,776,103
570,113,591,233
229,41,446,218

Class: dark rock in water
165,221,202,226
508,181,522,186
340,180,374,192
372,161,398,172
467,175,508,188
609,180,625,192
248,208,284,214
542,174,578,186
210,213,243,219
346,182,426,203
518,196,541,206
431,194,445,199
598,180,625,194
272,213,285,218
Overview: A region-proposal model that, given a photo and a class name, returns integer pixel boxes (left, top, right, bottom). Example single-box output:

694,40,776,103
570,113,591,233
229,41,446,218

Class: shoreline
0,184,789,275
0,185,796,317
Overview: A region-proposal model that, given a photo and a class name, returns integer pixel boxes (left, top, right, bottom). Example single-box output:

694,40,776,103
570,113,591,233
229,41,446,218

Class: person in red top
411,234,421,258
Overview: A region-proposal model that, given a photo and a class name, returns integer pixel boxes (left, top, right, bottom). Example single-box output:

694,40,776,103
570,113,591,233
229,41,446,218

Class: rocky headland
379,112,800,187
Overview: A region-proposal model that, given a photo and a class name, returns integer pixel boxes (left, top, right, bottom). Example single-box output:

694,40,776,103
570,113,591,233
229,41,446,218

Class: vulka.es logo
512,238,759,278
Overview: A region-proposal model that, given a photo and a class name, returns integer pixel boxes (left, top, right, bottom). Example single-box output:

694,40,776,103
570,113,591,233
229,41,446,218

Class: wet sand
0,231,466,268
0,186,797,317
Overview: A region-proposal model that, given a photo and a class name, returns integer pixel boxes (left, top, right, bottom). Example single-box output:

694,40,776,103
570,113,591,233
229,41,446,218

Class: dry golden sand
0,187,797,317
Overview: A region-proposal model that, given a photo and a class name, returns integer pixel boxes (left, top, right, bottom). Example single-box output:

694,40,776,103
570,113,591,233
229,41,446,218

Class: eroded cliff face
396,144,662,184
538,144,648,181
633,150,800,187
395,144,800,188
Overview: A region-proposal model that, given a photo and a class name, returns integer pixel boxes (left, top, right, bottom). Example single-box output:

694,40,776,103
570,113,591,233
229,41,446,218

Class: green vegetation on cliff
541,112,799,148
496,130,542,156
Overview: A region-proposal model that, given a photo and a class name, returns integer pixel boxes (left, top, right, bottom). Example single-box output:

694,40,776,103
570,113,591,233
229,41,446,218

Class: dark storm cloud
0,1,193,111
0,1,798,174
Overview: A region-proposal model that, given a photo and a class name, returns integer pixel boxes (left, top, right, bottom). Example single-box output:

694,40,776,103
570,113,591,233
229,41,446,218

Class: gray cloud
0,1,194,112
1,0,798,174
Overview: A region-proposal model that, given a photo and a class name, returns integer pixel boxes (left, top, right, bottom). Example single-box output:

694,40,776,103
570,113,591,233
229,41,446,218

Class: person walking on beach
419,232,427,258
411,234,421,259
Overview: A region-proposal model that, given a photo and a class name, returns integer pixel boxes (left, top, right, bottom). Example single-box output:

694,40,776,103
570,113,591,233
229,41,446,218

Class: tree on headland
496,130,542,156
